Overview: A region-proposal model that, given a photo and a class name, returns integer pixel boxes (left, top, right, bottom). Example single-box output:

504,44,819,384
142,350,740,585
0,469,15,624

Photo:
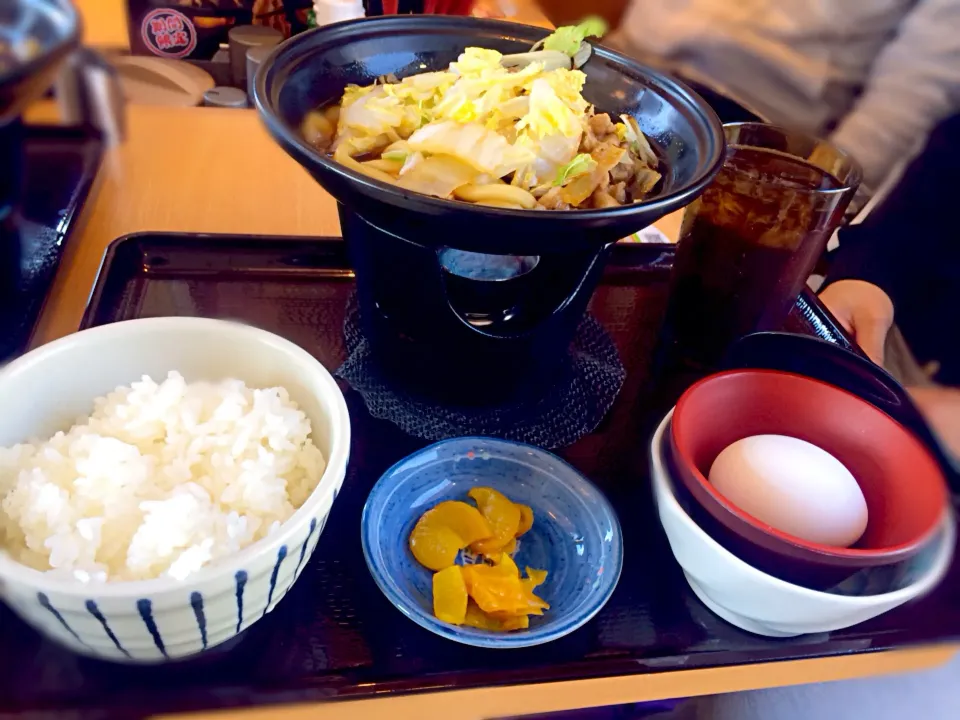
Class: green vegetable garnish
382,149,409,162
542,17,608,57
554,153,597,186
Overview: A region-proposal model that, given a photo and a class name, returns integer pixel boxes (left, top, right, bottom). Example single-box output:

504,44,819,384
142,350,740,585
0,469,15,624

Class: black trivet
336,293,626,448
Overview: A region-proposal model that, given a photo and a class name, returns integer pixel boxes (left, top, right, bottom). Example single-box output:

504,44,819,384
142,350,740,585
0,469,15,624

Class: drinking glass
664,122,862,367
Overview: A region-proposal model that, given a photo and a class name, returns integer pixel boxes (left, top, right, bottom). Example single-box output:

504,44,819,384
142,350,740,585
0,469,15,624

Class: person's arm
829,0,960,191
819,281,894,366
821,112,960,365
909,387,960,459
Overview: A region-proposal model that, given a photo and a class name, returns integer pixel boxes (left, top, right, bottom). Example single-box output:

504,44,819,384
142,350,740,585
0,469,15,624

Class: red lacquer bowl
669,369,949,588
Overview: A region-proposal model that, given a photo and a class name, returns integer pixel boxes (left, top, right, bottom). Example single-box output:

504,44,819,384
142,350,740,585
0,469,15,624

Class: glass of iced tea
664,123,862,367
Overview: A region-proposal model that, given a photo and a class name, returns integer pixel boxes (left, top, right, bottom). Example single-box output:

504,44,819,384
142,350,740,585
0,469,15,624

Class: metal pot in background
0,0,79,125
1,0,125,140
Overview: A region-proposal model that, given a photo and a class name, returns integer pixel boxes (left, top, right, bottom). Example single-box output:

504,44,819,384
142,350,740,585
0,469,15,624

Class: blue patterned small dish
361,437,623,648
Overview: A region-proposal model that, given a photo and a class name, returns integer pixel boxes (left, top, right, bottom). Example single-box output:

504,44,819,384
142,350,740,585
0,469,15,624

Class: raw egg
708,434,868,548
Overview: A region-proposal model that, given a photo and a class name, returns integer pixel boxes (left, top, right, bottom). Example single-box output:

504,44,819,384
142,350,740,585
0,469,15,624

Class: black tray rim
80,231,851,344
20,124,104,349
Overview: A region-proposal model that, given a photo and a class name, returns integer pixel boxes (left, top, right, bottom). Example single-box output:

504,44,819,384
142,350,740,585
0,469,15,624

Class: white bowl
0,318,350,662
651,409,954,637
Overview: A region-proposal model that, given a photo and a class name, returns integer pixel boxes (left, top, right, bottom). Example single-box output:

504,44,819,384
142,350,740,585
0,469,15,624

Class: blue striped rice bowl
0,317,350,662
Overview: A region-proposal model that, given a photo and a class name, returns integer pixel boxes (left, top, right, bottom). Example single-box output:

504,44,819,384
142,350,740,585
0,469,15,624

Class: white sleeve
829,0,960,190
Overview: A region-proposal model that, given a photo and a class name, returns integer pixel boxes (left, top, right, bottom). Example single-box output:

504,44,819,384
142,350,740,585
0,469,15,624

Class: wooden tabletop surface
18,0,958,716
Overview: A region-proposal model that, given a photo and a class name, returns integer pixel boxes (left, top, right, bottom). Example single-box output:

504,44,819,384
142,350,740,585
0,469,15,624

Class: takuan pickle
410,488,549,631
410,500,493,570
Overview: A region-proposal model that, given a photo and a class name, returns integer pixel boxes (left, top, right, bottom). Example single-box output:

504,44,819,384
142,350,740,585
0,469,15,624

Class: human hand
818,280,894,366
909,386,960,459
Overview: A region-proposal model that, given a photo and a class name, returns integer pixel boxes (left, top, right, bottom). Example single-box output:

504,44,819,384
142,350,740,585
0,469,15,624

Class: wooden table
19,1,959,717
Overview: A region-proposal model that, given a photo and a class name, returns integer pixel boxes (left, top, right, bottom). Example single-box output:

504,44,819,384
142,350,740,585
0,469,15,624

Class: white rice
0,371,326,583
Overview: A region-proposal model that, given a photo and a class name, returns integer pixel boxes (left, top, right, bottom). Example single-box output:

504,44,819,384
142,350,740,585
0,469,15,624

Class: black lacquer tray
0,124,103,359
1,233,957,718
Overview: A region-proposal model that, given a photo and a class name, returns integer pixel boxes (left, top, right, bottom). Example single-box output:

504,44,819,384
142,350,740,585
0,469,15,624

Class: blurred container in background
125,1,313,61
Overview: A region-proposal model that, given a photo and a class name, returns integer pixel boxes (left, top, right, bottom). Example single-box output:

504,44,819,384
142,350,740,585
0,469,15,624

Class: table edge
155,644,959,720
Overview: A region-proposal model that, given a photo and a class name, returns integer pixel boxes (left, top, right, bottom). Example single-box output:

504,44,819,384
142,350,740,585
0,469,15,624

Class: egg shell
707,434,868,548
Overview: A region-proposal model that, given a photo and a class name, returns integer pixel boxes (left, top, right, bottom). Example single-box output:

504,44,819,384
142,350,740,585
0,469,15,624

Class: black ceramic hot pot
255,17,724,402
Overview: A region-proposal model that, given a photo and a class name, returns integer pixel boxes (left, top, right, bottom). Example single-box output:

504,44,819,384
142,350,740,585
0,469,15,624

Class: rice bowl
0,317,350,662
1,372,327,583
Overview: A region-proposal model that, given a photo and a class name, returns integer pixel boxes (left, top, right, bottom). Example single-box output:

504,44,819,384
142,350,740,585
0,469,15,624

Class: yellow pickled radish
516,504,534,536
409,500,493,571
468,487,521,554
433,565,468,624
410,522,464,571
